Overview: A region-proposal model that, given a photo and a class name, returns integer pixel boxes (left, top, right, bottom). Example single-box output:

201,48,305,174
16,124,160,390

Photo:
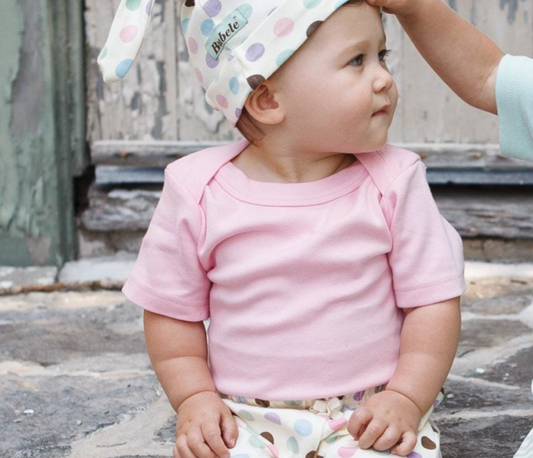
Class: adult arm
368,0,504,114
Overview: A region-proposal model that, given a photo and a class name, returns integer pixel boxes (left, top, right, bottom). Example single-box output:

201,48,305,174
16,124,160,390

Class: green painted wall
0,0,87,266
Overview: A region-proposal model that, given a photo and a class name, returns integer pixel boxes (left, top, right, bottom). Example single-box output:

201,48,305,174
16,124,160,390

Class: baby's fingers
391,430,417,457
357,418,388,450
175,433,202,458
372,425,402,452
202,420,230,458
220,412,238,448
347,408,373,440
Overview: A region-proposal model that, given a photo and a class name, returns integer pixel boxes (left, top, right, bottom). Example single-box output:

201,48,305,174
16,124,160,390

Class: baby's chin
345,137,389,154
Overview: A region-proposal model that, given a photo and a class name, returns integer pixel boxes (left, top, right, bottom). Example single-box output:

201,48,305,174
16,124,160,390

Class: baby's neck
232,143,357,183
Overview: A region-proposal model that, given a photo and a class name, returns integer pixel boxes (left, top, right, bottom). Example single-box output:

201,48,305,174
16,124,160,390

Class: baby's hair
236,0,366,143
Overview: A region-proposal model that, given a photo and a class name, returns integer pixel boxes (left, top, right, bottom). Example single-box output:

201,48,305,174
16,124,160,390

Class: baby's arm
144,310,238,458
348,296,461,456
367,0,504,114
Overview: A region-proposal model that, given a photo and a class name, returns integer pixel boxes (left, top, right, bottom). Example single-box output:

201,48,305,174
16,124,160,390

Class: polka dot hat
98,0,352,127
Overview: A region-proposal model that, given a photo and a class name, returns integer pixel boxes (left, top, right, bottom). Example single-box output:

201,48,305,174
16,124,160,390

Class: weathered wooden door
82,0,533,257
0,0,87,266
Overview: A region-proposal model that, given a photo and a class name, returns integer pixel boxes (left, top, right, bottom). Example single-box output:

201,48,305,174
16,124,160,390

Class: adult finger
173,444,180,458
372,425,402,452
357,419,388,450
366,0,386,6
220,412,239,448
391,430,418,457
201,419,230,458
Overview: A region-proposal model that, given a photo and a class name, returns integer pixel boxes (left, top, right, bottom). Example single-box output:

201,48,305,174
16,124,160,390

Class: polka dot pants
220,386,443,458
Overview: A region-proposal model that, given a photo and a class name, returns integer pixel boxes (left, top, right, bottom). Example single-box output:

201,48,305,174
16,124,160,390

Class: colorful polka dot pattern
99,0,353,126
98,0,154,82
220,388,444,458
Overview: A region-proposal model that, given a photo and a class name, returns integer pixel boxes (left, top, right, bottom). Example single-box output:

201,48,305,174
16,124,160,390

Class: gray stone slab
0,266,57,293
0,290,126,312
58,252,135,287
458,319,533,357
0,372,160,457
462,277,533,315
470,345,533,388
0,300,145,366
438,378,532,413
438,415,533,458
1,270,533,458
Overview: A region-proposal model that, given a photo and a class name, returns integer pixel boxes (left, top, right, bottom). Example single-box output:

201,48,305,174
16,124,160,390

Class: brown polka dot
185,0,195,6
421,436,437,450
306,21,323,37
440,387,445,395
247,75,265,90
260,432,274,444
306,451,317,458
430,422,440,434
255,398,270,407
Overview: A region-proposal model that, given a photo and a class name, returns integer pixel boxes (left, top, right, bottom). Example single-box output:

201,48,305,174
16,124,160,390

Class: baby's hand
366,0,425,16
347,390,422,457
174,391,238,458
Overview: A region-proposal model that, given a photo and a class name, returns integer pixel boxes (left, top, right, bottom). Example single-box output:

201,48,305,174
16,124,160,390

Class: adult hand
366,0,425,15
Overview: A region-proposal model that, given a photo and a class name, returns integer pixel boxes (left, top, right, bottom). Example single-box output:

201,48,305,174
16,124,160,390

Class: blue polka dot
304,0,323,8
238,409,255,421
324,434,338,444
287,437,299,454
235,108,242,119
126,0,142,11
182,18,189,34
238,4,253,19
236,396,246,403
276,49,294,67
98,47,108,61
201,18,214,36
294,419,313,436
115,59,134,79
229,77,240,94
335,0,350,7
249,435,266,449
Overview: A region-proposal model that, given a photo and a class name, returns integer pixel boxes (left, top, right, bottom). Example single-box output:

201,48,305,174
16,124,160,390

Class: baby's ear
244,83,285,126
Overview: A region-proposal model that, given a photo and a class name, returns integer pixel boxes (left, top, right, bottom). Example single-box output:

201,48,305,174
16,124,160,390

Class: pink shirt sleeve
384,160,466,308
122,168,211,321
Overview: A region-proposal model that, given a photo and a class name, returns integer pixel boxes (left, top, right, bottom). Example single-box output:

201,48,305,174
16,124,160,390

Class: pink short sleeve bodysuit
123,139,466,401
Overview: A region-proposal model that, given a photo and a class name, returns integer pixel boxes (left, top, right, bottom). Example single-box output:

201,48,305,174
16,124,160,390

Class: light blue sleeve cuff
496,54,533,162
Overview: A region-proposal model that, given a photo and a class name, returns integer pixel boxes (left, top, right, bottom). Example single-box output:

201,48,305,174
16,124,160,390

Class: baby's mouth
372,105,390,117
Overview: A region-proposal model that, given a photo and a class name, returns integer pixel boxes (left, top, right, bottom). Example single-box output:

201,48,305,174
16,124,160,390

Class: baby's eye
349,54,364,66
379,49,392,62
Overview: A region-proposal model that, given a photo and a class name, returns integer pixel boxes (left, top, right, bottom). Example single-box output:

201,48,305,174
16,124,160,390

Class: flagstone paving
1,263,532,458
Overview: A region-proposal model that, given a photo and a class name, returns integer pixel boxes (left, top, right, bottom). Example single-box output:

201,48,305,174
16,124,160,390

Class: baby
99,1,466,457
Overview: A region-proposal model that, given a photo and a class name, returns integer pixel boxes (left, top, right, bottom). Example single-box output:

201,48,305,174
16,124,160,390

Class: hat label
206,8,248,60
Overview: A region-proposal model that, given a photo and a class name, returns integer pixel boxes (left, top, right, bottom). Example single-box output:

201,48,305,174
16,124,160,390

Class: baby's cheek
389,82,399,116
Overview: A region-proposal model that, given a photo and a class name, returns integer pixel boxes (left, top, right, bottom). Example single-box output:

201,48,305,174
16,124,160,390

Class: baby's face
270,2,398,154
